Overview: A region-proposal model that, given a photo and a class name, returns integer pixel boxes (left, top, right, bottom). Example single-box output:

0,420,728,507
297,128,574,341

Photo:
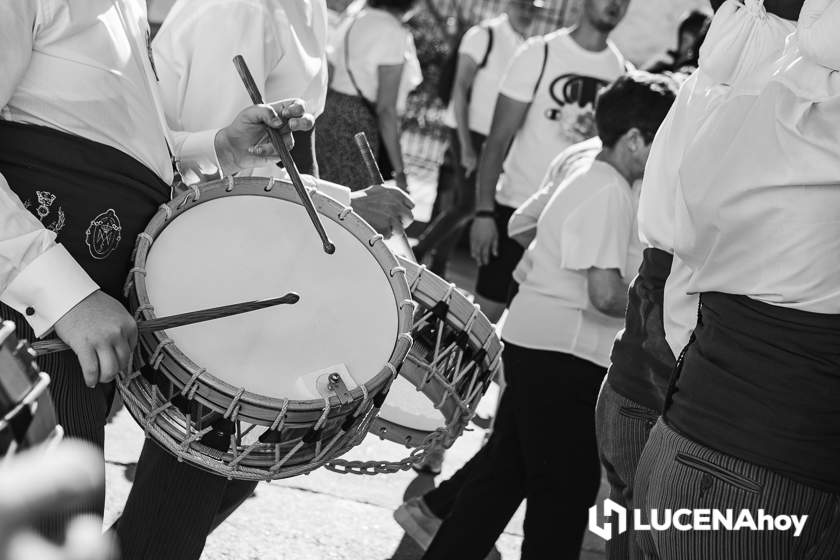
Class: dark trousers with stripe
595,380,659,560
634,420,840,560
422,342,606,560
116,442,257,560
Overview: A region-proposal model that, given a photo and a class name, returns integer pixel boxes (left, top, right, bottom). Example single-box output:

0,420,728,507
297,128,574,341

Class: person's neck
596,147,635,185
569,20,610,52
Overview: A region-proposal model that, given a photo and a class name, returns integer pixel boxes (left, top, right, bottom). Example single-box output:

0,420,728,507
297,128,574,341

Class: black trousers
422,342,606,560
474,205,525,304
415,128,486,276
595,381,659,560
635,420,840,560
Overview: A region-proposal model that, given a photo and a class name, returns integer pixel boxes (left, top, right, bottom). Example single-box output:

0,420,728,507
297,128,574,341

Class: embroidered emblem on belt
85,209,122,260
23,190,66,233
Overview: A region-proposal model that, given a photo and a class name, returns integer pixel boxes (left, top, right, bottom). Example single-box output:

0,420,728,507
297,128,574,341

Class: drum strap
0,121,170,300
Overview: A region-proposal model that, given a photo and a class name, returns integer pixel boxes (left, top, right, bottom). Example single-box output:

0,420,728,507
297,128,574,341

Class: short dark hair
368,0,417,13
595,72,678,148
678,10,711,39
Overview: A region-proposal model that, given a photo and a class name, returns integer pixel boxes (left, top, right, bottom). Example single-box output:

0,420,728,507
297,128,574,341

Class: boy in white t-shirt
414,2,537,276
470,0,630,323
396,73,677,560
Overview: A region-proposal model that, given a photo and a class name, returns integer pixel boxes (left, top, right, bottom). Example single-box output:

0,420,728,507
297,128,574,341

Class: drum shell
371,259,503,448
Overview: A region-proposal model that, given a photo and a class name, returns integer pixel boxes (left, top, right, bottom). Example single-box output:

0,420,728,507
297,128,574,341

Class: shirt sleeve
499,37,546,104
458,25,491,64
508,151,570,237
373,21,409,66
559,183,633,273
0,1,99,336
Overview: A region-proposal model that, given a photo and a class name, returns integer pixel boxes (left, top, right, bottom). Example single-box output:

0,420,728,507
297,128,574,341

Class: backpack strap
532,39,549,97
344,15,377,116
478,26,494,70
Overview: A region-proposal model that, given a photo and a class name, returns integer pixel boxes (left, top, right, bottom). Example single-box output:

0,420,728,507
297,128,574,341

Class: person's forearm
600,292,629,318
377,106,404,175
593,283,630,318
475,139,506,212
453,86,473,151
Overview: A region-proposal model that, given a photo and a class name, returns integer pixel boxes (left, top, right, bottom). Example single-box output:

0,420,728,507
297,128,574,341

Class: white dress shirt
153,0,350,200
0,0,221,335
638,2,795,356
154,0,329,125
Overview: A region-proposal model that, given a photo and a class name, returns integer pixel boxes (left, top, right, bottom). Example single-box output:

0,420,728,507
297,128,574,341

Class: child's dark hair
595,72,679,148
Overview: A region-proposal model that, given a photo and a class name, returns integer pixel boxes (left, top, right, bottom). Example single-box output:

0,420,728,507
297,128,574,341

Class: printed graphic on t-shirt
545,74,609,143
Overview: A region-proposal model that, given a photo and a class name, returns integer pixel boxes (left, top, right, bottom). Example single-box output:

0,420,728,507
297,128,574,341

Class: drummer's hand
215,99,315,175
53,291,137,388
351,184,415,236
0,441,117,560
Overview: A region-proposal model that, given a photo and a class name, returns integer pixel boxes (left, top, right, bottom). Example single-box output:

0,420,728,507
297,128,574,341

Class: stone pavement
102,167,609,559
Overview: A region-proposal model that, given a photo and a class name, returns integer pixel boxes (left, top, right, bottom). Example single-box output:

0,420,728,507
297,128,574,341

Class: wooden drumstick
30,293,300,356
353,132,417,263
232,55,336,255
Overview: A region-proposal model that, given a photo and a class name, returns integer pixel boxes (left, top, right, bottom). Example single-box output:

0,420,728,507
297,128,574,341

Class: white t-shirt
495,29,626,209
502,160,642,367
509,137,601,286
443,15,526,134
328,8,422,114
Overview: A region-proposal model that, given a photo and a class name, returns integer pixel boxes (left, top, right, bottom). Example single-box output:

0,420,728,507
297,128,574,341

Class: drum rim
125,176,414,424
370,258,503,448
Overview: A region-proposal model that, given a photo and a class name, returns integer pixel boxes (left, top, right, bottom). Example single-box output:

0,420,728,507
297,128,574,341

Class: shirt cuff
313,179,352,206
1,245,99,337
178,129,223,179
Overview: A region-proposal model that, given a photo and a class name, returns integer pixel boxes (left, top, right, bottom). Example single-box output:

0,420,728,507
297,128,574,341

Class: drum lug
317,372,353,405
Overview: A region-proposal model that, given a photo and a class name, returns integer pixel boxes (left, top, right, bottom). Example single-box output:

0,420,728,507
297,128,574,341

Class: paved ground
103,165,609,559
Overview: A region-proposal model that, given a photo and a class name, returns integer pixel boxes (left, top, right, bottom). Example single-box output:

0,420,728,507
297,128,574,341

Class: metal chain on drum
324,427,451,476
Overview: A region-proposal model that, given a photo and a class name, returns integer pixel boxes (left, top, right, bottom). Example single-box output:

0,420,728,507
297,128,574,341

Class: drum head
378,375,445,434
144,195,398,401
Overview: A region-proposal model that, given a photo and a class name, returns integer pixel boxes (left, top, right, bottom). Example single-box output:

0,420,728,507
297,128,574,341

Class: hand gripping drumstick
30,293,300,356
232,55,336,255
353,132,417,263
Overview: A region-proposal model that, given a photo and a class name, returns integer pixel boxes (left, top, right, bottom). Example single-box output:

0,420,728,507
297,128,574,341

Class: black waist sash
0,122,170,300
606,248,676,412
666,292,840,493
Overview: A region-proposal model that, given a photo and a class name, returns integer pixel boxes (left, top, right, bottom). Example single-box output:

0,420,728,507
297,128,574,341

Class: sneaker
393,497,442,550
